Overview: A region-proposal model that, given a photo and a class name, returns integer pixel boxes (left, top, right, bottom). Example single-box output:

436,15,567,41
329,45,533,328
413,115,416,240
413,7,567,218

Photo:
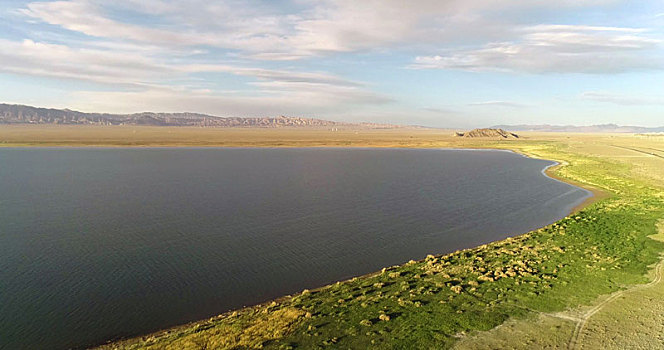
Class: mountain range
2,104,661,133
492,124,664,133
0,104,403,129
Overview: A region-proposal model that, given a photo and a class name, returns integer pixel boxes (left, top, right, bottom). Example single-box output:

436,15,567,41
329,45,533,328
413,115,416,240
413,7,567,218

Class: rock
454,128,519,139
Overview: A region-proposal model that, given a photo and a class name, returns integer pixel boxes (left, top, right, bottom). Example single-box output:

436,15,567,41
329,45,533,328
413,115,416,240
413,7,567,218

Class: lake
0,148,590,349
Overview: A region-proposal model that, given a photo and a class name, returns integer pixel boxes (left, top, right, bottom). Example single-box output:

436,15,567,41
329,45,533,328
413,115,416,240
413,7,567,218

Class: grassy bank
54,132,659,349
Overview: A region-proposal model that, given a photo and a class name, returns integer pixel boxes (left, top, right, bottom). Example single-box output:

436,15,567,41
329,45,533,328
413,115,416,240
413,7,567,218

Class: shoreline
542,162,609,214
505,148,610,215
84,146,609,349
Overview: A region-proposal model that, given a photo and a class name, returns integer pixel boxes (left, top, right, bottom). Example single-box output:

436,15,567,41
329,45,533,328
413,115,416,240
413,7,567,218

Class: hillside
455,128,519,139
0,104,401,129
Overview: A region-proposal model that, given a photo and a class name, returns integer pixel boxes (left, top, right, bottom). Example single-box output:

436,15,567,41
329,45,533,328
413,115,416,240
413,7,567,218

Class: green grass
97,138,664,350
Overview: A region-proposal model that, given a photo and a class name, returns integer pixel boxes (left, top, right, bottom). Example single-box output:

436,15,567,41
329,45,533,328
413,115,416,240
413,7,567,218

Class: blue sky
1,0,663,127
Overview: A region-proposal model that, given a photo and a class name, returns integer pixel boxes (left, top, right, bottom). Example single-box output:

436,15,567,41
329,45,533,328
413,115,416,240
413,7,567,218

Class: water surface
0,148,590,349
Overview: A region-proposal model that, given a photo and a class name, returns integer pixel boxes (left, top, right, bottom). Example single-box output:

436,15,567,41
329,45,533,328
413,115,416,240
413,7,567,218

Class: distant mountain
492,124,664,133
0,104,405,129
455,128,519,139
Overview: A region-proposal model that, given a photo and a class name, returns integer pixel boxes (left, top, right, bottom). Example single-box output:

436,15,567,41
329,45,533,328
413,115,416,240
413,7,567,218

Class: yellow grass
0,125,463,148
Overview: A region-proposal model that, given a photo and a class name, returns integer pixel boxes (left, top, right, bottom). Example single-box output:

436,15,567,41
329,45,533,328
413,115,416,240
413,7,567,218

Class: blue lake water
0,148,590,349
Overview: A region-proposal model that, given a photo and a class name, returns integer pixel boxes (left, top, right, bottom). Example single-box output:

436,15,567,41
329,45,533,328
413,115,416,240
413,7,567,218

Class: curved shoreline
505,148,610,215
541,162,609,215
88,146,610,350
442,147,607,216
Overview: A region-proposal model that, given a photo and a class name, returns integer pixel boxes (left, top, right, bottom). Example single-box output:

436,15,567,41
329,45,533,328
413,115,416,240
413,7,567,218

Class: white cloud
20,0,297,55
66,85,389,117
524,24,647,33
181,65,364,88
0,37,390,115
0,38,366,88
0,39,170,85
422,107,456,114
21,1,190,44
468,101,527,108
581,91,664,105
19,0,629,60
412,25,661,73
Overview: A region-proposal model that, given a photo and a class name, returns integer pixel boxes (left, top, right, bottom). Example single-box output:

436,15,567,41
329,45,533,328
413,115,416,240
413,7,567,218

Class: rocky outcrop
455,128,519,139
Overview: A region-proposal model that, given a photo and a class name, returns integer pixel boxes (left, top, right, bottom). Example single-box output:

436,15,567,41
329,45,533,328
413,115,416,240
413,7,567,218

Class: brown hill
455,128,519,139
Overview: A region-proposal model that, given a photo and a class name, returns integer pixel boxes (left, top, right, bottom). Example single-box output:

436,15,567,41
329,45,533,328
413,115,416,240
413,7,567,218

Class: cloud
412,25,662,73
581,91,664,105
181,65,364,88
66,85,389,117
0,38,366,88
21,1,192,45
0,38,170,85
19,0,628,60
422,107,456,114
20,0,300,56
468,101,527,108
16,1,654,83
524,24,648,33
0,37,390,115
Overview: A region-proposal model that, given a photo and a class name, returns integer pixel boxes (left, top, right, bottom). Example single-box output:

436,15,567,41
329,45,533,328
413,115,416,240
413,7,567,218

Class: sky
1,0,663,128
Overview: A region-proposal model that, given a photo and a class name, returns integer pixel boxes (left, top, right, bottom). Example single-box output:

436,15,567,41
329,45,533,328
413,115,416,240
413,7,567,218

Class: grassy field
4,126,661,349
